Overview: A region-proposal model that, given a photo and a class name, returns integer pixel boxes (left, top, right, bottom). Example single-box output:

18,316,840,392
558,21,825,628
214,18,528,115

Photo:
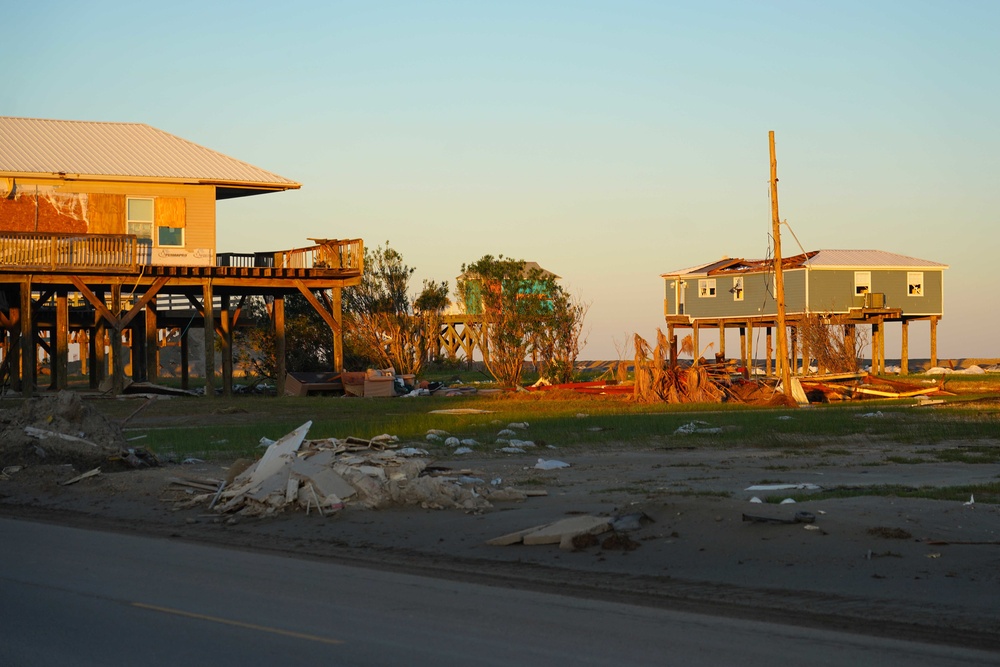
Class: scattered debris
534,458,570,470
745,483,820,491
674,421,723,435
0,391,142,470
203,422,534,517
507,422,529,430
601,532,641,551
742,511,815,525
60,467,102,486
487,515,611,550
610,512,654,532
868,527,912,540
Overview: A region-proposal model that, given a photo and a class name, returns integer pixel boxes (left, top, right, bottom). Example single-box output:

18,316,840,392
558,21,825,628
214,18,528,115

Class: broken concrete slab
518,515,611,546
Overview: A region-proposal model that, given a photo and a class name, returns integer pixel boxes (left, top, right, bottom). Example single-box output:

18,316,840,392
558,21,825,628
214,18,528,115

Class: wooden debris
489,515,612,550
60,467,102,486
24,426,99,448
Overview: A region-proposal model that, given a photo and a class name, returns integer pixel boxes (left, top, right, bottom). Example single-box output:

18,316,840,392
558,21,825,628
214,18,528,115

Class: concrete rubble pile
209,421,531,517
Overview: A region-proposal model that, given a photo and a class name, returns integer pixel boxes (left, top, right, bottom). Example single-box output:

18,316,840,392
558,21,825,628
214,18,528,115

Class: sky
6,1,998,361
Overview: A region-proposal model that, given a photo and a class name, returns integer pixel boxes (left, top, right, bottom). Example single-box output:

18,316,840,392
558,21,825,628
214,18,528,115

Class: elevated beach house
0,116,362,395
661,249,947,374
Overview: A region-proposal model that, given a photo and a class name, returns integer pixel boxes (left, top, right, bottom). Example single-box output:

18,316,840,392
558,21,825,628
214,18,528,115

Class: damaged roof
0,116,300,198
663,249,946,277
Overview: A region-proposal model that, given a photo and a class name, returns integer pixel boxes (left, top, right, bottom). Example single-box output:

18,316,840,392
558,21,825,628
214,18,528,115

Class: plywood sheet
155,196,186,228
87,193,125,234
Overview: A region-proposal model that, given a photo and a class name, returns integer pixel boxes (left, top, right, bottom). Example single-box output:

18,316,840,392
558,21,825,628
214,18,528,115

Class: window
127,198,154,243
699,279,716,298
158,226,184,247
854,271,871,296
731,276,744,301
907,272,923,296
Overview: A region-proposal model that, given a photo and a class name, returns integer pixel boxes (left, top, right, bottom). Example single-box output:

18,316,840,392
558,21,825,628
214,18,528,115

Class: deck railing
274,238,364,273
0,232,138,271
0,232,364,275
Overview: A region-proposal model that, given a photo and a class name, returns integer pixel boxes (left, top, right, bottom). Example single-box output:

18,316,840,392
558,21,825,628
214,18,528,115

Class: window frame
126,197,154,244
698,278,717,298
157,226,185,248
907,271,924,297
732,276,744,301
854,271,871,296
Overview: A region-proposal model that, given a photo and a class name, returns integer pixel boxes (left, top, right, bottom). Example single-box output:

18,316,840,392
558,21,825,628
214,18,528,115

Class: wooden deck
0,235,364,397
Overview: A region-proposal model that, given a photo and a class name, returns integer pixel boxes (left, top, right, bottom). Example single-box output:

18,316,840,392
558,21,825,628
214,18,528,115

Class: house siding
679,269,806,319
0,177,215,262
807,269,943,315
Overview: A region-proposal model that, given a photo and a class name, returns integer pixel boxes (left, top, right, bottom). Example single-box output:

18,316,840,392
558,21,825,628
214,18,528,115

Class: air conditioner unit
864,292,885,309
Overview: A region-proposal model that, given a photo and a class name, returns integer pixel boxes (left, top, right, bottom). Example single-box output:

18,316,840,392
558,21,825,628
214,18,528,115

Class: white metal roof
0,116,300,194
803,249,948,269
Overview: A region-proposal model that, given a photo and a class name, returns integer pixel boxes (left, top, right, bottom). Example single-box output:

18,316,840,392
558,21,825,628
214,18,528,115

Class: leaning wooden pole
769,131,792,398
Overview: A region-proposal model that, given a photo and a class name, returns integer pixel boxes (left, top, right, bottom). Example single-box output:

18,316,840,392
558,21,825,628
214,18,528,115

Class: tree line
235,243,588,388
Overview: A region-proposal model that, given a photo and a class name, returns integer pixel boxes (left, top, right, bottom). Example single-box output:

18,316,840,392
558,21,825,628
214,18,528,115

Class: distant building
661,249,948,374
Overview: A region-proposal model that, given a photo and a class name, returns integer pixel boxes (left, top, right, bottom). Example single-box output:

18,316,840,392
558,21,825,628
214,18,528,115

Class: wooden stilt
180,327,190,390
20,280,35,397
667,324,677,369
900,320,909,376
203,280,215,399
220,294,232,397
331,288,343,371
789,327,798,377
145,302,158,382
766,327,773,377
692,324,700,365
718,322,726,359
111,284,124,395
55,290,68,390
871,321,881,375
929,317,938,368
78,329,88,377
739,326,746,368
274,295,286,396
844,324,856,371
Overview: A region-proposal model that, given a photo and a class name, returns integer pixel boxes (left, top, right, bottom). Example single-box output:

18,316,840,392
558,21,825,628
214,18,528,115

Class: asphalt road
1,518,996,667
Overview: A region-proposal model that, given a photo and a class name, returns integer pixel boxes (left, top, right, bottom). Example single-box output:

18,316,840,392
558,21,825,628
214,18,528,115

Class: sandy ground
3,427,999,651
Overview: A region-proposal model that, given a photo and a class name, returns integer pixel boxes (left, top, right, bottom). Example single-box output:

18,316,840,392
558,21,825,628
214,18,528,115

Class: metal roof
663,249,947,277
803,249,948,269
0,116,300,197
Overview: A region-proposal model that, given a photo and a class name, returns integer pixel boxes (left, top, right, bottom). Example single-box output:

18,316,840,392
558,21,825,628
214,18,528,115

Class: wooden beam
294,280,340,333
69,276,117,326
120,276,169,329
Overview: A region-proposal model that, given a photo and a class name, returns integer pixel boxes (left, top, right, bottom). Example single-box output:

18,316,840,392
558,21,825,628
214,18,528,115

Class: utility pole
769,131,792,398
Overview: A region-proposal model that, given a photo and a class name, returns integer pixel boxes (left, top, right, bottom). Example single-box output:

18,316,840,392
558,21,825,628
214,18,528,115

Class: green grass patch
70,386,999,460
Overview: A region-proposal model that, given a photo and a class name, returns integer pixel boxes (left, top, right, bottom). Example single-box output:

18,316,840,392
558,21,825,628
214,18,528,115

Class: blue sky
6,1,998,360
